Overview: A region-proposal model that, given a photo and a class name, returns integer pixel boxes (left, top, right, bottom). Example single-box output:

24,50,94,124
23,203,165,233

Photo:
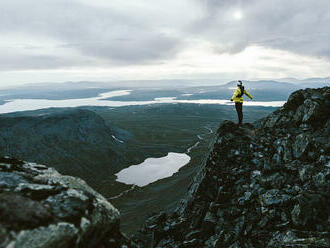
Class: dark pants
235,102,243,125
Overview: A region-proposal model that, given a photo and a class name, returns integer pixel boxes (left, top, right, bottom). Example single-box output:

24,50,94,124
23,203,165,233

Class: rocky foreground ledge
0,157,128,248
132,87,330,248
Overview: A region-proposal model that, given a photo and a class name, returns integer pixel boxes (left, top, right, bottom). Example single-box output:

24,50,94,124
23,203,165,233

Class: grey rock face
261,189,291,206
0,157,127,248
293,133,311,159
131,87,330,248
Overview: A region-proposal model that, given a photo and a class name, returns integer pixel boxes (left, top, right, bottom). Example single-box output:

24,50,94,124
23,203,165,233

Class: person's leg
235,102,243,124
240,103,243,124
235,102,243,125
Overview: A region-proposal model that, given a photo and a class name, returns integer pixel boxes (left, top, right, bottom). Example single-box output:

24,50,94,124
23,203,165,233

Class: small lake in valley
115,152,191,187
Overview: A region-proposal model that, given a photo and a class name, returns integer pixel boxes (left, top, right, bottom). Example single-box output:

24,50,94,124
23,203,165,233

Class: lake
0,90,286,114
115,152,191,187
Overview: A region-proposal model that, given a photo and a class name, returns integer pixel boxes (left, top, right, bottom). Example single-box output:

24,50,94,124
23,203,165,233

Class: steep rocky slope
0,157,127,248
131,87,330,247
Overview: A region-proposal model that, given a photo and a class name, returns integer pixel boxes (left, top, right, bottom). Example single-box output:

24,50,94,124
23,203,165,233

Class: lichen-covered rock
11,223,78,248
0,157,127,248
263,87,330,128
131,87,330,248
261,189,291,206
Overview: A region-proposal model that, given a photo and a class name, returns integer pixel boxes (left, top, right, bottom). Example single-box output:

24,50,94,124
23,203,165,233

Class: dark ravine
0,87,329,248
131,87,330,248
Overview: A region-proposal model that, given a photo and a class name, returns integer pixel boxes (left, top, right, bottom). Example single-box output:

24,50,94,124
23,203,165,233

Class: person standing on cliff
231,80,253,125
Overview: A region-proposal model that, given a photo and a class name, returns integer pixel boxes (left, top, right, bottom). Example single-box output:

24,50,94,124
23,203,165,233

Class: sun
233,10,243,20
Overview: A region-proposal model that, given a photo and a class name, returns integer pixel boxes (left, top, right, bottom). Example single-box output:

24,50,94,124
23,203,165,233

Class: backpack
237,85,245,97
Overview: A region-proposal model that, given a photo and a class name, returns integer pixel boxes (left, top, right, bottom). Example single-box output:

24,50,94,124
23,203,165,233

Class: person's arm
244,90,253,99
231,88,239,100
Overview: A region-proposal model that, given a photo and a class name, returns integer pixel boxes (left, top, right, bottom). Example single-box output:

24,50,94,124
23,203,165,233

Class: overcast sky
1,0,330,87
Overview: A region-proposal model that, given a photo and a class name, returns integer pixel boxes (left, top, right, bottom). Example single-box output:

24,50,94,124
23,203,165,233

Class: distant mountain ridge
1,77,328,104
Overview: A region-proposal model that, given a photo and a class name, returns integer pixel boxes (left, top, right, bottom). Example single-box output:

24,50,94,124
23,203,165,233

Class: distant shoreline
0,90,285,114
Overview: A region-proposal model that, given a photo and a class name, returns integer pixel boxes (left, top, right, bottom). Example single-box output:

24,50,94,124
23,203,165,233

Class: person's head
237,80,243,86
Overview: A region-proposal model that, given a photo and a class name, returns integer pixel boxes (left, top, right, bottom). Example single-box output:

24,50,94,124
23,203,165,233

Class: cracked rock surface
0,157,127,248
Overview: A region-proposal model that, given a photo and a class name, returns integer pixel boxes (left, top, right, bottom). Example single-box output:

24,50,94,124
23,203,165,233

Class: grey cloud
0,53,96,71
67,34,181,64
192,0,330,58
0,0,183,68
0,0,329,72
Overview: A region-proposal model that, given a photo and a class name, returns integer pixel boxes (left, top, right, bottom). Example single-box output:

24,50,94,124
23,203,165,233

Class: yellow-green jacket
231,87,253,103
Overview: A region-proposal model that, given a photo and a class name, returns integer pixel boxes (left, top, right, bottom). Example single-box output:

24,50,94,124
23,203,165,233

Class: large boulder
262,87,330,128
0,157,127,248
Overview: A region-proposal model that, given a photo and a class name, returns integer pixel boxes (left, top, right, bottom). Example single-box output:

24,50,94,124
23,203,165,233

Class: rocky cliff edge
131,87,330,248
